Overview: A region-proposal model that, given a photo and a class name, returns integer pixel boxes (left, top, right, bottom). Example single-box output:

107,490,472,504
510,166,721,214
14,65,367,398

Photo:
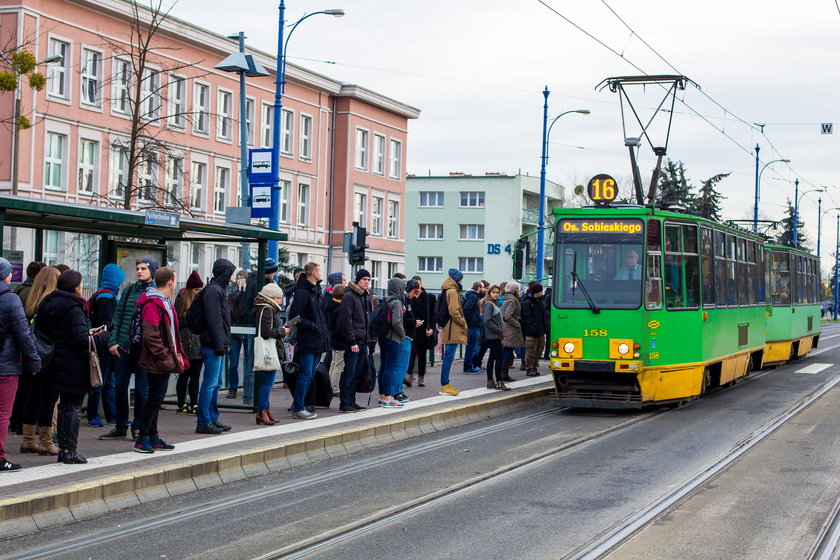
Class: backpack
86,288,114,315
368,300,391,338
434,289,451,327
186,288,207,334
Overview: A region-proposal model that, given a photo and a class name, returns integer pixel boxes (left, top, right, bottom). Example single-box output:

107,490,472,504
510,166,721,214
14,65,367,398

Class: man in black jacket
405,276,436,388
227,269,255,403
521,283,546,376
195,259,236,434
287,262,329,419
337,269,371,412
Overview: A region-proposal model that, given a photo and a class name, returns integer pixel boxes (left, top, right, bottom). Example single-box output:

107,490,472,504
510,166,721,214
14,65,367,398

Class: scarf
255,292,281,311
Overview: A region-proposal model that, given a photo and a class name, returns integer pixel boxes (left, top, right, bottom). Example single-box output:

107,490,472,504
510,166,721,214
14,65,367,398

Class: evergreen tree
775,199,810,250
657,160,695,209
276,246,297,287
692,172,729,221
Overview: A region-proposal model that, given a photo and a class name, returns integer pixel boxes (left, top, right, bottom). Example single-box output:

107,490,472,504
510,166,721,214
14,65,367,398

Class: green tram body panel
548,207,821,408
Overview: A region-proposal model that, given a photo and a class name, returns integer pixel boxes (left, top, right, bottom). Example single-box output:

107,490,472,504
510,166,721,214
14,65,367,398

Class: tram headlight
563,342,576,354
617,343,630,356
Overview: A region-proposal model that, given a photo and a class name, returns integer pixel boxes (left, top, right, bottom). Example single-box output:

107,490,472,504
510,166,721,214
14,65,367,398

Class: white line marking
795,363,834,375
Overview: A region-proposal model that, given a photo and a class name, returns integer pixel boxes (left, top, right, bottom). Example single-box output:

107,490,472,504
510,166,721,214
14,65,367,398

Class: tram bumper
550,359,643,409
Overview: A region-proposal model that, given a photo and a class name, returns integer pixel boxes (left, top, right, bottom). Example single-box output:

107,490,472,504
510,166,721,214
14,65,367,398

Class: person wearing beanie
227,269,255,402
35,269,109,464
438,269,467,396
338,269,371,412
100,258,156,442
86,263,127,427
521,279,546,376
355,269,372,284
185,271,203,290
174,271,204,416
0,257,41,472
501,280,524,383
321,271,346,314
405,276,435,388
251,282,289,425
13,261,45,308
264,258,279,278
505,281,520,294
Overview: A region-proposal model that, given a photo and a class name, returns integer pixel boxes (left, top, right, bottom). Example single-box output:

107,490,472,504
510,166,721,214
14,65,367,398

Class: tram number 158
583,330,608,337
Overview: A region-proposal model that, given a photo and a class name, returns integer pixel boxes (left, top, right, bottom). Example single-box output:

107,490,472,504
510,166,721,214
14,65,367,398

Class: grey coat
384,277,406,343
502,296,525,349
482,300,503,341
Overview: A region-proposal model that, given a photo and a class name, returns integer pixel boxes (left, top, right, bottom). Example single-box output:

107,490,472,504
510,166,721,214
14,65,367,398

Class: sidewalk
0,362,553,539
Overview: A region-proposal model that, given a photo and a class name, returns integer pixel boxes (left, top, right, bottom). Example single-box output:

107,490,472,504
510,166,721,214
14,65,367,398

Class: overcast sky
169,0,840,270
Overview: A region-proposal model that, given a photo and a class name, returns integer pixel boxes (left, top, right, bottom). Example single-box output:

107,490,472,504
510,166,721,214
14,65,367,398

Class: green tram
547,206,821,408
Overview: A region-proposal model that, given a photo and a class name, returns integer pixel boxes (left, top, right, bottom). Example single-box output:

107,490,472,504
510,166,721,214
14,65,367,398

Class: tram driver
614,249,642,281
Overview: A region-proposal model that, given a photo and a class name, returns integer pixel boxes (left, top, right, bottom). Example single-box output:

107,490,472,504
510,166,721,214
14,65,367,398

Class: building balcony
522,208,540,224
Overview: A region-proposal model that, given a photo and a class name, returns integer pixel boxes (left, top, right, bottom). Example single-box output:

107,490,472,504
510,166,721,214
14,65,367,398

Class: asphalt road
6,324,840,560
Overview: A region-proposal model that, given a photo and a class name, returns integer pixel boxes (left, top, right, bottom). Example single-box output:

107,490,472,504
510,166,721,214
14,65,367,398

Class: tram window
700,227,714,308
646,255,662,310
715,230,727,306
647,219,661,251
736,238,748,306
747,242,758,305
663,223,699,310
726,234,737,306
771,251,790,306
762,249,770,304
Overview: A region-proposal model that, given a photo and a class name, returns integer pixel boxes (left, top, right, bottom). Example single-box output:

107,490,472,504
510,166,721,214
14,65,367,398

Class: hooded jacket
385,277,406,343
90,263,126,330
287,273,330,354
324,294,344,350
339,282,370,347
462,288,482,329
138,288,188,375
0,282,40,376
440,277,467,345
200,259,235,355
521,291,546,338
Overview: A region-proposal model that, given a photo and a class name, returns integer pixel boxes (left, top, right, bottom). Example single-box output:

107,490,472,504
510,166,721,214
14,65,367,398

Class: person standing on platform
521,282,546,376
227,269,255,404
252,282,289,425
439,269,467,396
325,284,346,396
481,285,509,391
8,261,44,436
87,263,126,427
501,281,523,383
405,276,435,388
338,269,371,413
461,281,484,374
174,271,204,415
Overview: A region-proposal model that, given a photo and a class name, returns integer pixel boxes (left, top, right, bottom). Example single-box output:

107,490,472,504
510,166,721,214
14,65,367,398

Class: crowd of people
0,257,552,472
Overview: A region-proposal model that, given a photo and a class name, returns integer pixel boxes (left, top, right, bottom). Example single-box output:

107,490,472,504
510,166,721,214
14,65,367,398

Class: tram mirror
513,238,529,280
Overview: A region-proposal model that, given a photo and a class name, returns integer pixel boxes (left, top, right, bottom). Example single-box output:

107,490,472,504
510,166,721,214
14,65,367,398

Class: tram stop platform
0,363,553,539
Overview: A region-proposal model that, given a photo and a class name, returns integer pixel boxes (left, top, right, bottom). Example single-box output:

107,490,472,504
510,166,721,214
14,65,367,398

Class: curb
0,386,550,539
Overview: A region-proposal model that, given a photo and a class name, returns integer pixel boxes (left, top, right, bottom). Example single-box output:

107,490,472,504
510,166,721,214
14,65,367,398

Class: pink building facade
0,0,419,288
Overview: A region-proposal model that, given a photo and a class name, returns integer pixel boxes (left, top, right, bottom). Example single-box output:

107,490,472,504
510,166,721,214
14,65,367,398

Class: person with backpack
405,276,435,388
134,267,187,453
87,263,126,427
521,282,546,376
194,259,236,434
174,271,204,415
0,257,41,471
100,258,157,442
376,277,409,408
461,281,484,374
338,269,371,413
393,279,422,402
438,268,468,396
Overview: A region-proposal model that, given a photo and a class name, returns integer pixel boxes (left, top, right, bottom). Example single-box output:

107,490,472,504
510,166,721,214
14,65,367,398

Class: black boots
501,364,515,383
57,404,88,465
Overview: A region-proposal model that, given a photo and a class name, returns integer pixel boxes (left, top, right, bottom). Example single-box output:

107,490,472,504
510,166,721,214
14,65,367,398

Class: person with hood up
174,271,204,415
461,281,485,374
100,258,158,441
439,269,468,396
378,276,410,407
394,279,423,401
195,259,236,434
521,282,546,376
35,270,110,464
252,282,290,425
134,267,188,453
87,263,126,427
338,269,371,413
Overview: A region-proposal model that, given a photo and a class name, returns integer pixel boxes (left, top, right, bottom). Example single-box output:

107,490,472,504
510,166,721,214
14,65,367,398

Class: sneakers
463,367,480,375
439,384,461,396
151,438,175,451
0,459,21,472
188,405,197,416
378,399,404,408
99,428,128,440
213,421,232,432
394,392,410,403
176,405,190,414
134,440,155,453
196,423,223,435
292,409,318,420
339,404,358,413
87,416,104,427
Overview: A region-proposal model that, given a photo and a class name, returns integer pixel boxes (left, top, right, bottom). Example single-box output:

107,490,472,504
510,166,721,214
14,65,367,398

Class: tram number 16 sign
587,174,617,206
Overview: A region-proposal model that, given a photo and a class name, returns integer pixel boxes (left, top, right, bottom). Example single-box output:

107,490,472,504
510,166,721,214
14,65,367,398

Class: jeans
293,353,318,412
228,334,254,399
257,370,277,410
472,342,488,370
440,344,458,386
101,364,117,423
197,348,225,425
391,338,412,395
340,344,367,407
86,386,102,420
138,373,170,442
463,327,481,371
114,347,148,431
378,338,400,397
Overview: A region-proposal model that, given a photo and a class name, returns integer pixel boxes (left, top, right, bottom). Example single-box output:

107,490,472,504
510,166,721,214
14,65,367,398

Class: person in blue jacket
87,263,126,427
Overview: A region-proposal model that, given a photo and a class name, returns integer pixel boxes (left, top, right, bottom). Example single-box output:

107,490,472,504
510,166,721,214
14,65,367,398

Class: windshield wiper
570,271,601,314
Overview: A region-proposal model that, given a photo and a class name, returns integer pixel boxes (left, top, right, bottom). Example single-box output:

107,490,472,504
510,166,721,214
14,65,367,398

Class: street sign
822,123,833,135
248,149,273,184
144,209,180,228
250,184,272,218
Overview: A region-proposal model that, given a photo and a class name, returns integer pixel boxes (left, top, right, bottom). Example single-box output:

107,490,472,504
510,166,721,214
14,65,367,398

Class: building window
300,115,312,160
112,59,131,114
418,224,444,240
140,68,160,121
297,183,309,226
389,139,402,179
47,39,69,99
44,132,65,189
80,49,102,106
217,90,232,140
245,98,255,146
355,129,369,170
77,139,96,194
459,257,484,273
214,166,229,214
165,156,183,206
387,200,399,238
459,224,485,241
388,262,399,279
168,76,185,128
354,192,367,227
279,180,289,223
190,161,206,210
419,191,444,207
370,260,381,290
189,243,200,270
418,257,442,273
281,109,294,154
373,134,385,175
460,191,485,207
109,146,128,198
261,103,273,148
371,196,383,235
137,154,156,203
193,82,209,134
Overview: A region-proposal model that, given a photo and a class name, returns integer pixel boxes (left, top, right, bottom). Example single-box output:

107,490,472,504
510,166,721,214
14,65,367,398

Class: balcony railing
522,208,540,224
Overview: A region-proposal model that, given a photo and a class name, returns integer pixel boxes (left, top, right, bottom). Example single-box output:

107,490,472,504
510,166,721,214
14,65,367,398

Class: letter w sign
822,123,833,134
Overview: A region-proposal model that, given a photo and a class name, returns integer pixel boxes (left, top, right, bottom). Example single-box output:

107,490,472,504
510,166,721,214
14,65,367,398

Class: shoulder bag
253,307,281,372
88,335,102,388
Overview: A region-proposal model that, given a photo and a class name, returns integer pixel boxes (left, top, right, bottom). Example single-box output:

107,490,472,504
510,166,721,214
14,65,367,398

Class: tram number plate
583,330,608,337
649,352,660,360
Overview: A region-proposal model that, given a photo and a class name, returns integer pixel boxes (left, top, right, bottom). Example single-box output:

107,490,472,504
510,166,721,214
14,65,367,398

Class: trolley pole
753,144,760,234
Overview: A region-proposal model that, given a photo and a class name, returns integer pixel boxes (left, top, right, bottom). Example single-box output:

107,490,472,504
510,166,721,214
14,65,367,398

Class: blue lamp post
537,87,589,280
268,2,345,261
753,150,790,234
793,184,824,249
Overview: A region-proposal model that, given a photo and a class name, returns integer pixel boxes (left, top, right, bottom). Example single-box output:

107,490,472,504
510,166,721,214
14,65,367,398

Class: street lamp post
793,183,824,249
753,151,790,234
268,2,344,261
536,86,589,280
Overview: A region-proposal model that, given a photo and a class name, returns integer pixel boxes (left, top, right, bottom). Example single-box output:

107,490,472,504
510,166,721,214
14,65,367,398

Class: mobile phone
285,316,301,327
90,325,106,334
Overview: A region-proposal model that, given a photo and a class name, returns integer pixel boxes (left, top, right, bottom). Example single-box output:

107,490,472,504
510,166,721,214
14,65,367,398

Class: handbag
253,307,282,372
88,335,102,388
30,317,54,368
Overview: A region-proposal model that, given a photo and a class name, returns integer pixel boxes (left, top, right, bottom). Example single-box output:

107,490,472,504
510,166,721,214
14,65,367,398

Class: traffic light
349,221,369,266
513,237,530,280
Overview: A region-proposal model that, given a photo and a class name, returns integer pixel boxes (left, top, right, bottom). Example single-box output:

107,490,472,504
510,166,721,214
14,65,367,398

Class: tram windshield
554,218,644,310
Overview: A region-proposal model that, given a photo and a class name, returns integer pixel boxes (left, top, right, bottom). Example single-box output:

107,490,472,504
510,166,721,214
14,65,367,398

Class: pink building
0,0,419,288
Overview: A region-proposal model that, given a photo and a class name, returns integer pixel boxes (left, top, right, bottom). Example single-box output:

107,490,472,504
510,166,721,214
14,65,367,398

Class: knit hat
264,258,279,275
0,258,11,282
57,269,83,293
505,280,520,294
26,261,43,280
406,279,420,293
260,282,283,299
529,282,544,294
448,268,463,282
355,269,371,283
185,270,204,289
140,258,159,278
327,272,343,286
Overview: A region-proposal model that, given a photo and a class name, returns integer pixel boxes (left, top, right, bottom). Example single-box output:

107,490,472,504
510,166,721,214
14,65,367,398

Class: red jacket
138,290,188,374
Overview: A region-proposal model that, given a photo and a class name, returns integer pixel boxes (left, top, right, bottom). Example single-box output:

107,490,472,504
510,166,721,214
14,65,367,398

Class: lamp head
40,54,63,65
324,9,345,16
624,137,641,147
576,109,591,115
